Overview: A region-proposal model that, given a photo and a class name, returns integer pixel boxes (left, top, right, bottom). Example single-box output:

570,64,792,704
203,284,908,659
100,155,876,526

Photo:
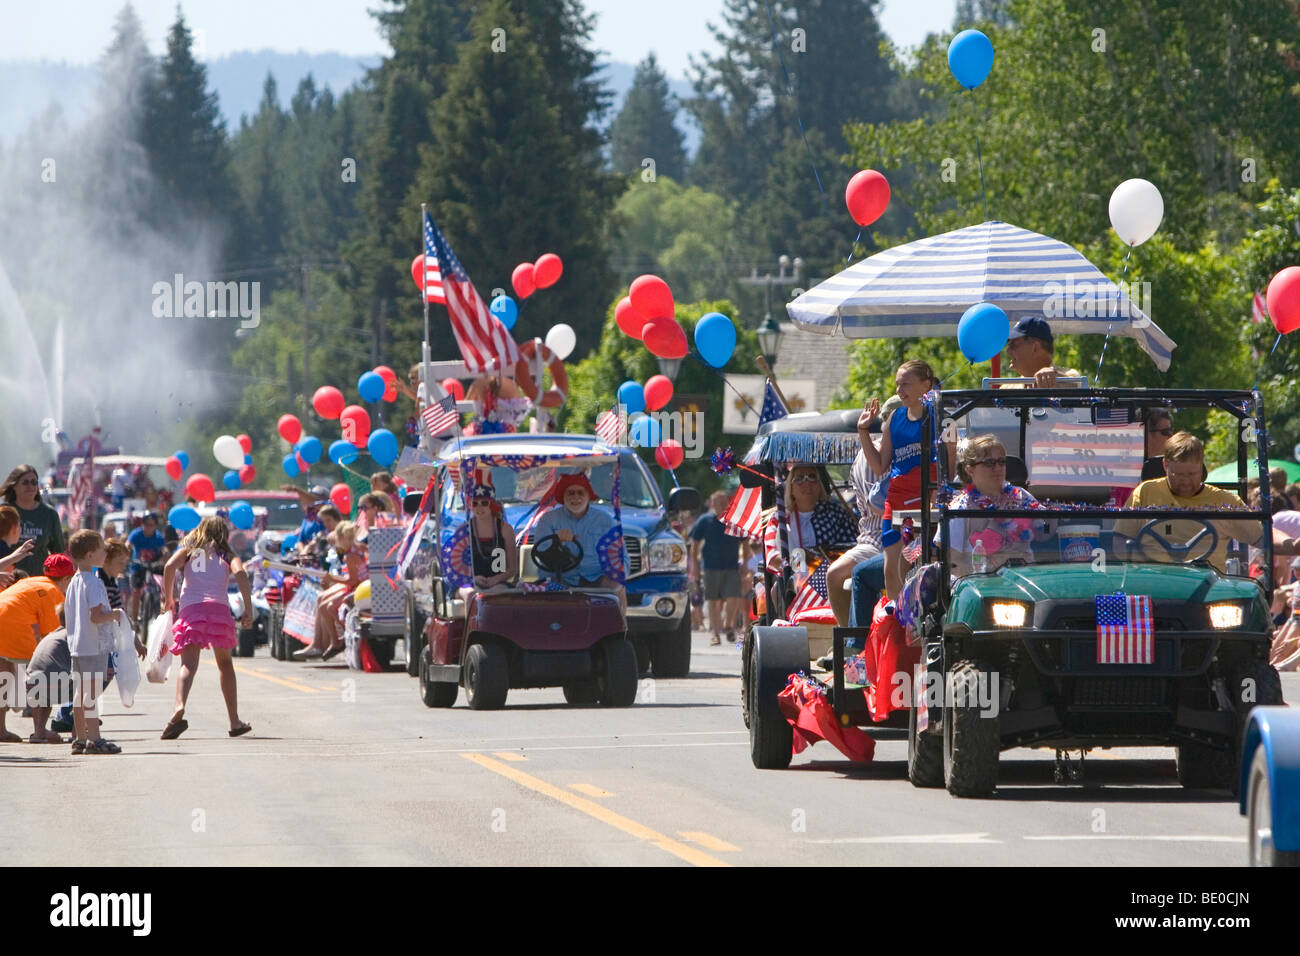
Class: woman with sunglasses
1,465,65,578
763,465,857,585
469,483,517,590
941,435,1046,577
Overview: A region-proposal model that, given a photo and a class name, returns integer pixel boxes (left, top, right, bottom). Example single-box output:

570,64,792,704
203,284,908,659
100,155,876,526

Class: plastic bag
145,610,174,684
112,615,141,706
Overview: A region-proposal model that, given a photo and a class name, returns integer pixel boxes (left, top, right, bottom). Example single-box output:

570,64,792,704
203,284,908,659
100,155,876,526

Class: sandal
70,739,86,755
228,722,253,738
160,717,188,740
320,643,345,662
710,635,721,646
86,738,122,754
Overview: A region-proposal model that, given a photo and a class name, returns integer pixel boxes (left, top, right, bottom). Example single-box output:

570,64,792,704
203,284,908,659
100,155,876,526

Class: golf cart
418,435,640,710
1240,705,1300,866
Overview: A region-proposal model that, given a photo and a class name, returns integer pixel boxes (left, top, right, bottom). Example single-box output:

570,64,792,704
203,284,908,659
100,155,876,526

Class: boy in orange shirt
0,553,74,741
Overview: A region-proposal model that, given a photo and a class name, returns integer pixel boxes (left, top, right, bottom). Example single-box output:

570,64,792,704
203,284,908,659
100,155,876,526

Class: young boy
64,530,125,755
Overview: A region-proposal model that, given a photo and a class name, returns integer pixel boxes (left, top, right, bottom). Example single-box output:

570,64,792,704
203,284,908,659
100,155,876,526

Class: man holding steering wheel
531,473,626,605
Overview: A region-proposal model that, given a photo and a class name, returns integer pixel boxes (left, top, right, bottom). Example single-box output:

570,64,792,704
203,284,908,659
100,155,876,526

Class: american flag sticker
1096,592,1154,664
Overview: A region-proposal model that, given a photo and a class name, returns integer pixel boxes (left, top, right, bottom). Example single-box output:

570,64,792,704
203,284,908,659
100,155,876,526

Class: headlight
989,601,1029,628
648,538,687,572
1208,603,1244,628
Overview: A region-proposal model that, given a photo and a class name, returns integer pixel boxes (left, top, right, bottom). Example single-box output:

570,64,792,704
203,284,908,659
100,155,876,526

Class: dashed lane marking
232,666,322,693
677,831,740,852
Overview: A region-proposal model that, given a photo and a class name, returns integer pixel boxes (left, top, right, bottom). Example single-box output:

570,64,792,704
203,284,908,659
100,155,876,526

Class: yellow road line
677,830,740,852
569,783,614,798
461,753,731,867
233,665,322,694
492,752,527,762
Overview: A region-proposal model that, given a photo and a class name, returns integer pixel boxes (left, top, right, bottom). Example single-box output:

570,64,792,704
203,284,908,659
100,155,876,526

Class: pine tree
230,74,288,272
609,53,686,181
93,4,158,236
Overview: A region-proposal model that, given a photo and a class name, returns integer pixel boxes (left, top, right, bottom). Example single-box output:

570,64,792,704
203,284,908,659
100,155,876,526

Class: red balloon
278,414,302,444
629,274,674,321
383,383,397,402
340,404,371,448
615,296,647,340
512,262,536,299
236,434,252,454
845,169,891,227
440,378,466,402
374,365,396,386
534,253,563,289
411,255,426,291
655,440,685,471
1267,266,1300,335
238,464,256,485
644,374,674,411
185,473,215,503
330,482,352,514
165,456,182,481
312,386,345,419
642,316,688,359
295,452,309,473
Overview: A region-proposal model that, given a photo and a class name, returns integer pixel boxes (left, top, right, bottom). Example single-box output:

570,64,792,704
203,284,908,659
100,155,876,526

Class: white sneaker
291,646,323,661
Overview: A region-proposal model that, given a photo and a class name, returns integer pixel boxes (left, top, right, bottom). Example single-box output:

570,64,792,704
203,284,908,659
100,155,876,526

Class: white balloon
1108,178,1164,246
545,323,577,361
213,434,244,470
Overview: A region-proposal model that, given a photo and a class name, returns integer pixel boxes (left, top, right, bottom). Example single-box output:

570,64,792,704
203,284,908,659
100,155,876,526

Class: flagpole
755,355,790,409
420,202,433,456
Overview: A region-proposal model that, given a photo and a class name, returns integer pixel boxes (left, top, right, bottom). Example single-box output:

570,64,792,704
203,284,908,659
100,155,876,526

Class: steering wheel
1132,518,1219,565
532,533,584,574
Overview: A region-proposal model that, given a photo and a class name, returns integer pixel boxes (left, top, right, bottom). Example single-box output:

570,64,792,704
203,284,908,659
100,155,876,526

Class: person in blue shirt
532,473,626,601
126,513,166,623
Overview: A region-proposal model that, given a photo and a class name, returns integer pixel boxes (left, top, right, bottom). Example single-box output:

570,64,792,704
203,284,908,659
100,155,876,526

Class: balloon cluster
614,275,687,358
483,253,565,333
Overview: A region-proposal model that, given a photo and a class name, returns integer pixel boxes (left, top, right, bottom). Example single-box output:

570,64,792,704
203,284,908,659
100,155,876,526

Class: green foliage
609,54,686,181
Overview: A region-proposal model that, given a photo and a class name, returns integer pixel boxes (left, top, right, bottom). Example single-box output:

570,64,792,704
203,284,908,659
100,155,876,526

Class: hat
1008,316,1054,347
308,484,330,500
43,553,74,578
552,472,596,501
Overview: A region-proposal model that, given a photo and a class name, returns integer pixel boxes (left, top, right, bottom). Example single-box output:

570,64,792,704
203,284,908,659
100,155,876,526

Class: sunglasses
472,498,492,506
792,473,820,485
973,457,1007,468
1149,427,1174,437
18,478,38,486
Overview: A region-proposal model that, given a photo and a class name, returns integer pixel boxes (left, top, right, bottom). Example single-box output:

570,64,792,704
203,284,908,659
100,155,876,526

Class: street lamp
655,355,683,382
757,314,783,369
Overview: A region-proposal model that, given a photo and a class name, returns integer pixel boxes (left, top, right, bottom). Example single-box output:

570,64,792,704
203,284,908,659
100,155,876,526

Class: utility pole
737,254,804,334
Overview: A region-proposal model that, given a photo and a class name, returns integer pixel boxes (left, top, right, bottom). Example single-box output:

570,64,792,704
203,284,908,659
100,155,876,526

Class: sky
6,0,959,75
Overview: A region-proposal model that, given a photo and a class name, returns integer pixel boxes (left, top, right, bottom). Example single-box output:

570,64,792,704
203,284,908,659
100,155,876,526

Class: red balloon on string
534,253,563,289
512,263,536,299
411,255,426,291
644,374,674,411
312,386,345,419
340,405,371,448
655,440,684,471
629,274,674,321
185,473,215,503
845,169,891,227
238,464,256,485
236,434,252,454
295,452,309,473
440,378,465,402
615,296,647,340
330,482,352,514
374,366,398,402
165,456,182,481
642,316,688,359
1266,266,1300,334
278,414,302,444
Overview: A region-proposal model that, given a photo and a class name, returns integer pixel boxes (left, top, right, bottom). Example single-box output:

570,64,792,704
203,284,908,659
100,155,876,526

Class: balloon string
975,133,989,221
934,361,973,388
845,228,864,265
691,350,762,418
762,1,833,218
668,468,680,489
1095,247,1133,381
1252,332,1284,391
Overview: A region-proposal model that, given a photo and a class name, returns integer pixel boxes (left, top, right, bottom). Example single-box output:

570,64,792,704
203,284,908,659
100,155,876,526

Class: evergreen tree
92,4,158,238
609,53,686,181
230,74,288,273
953,0,1012,28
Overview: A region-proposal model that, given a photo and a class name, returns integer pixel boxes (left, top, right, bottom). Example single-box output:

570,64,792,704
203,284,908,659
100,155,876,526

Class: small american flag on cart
722,486,763,540
1096,592,1153,664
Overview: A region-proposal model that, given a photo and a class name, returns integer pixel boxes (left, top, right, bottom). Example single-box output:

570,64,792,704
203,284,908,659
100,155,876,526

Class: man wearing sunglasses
1139,409,1174,482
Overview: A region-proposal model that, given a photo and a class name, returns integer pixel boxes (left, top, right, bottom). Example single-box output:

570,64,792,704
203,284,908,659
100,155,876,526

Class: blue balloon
222,469,242,490
617,380,646,415
957,302,1009,363
282,453,300,478
298,435,322,465
175,450,190,470
367,428,399,467
168,504,200,533
358,371,386,403
230,501,255,531
948,29,994,90
490,295,519,330
329,439,359,466
243,453,253,465
281,533,299,553
694,312,737,368
629,414,662,448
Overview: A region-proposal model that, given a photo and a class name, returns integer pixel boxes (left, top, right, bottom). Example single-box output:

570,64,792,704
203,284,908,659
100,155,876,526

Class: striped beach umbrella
787,220,1177,371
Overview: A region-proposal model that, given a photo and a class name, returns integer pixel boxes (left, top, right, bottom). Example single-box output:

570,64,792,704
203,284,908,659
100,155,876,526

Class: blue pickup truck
434,434,701,676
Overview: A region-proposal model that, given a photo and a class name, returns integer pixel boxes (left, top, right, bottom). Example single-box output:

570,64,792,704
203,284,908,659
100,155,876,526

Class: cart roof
436,434,619,470
744,409,863,466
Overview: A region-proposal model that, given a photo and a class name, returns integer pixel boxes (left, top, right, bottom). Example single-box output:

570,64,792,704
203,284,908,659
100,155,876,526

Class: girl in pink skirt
159,516,252,740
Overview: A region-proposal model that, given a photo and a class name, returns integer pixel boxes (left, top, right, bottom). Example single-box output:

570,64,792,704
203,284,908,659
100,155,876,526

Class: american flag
786,558,831,620
424,212,520,373
723,486,763,540
1094,406,1131,427
394,474,438,581
422,389,460,438
66,461,93,531
595,407,625,445
423,251,444,305
1096,592,1154,664
1252,290,1268,325
759,381,788,428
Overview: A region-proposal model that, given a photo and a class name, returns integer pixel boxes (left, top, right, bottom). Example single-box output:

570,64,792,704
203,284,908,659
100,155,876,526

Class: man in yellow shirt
1002,317,1084,388
1116,432,1300,571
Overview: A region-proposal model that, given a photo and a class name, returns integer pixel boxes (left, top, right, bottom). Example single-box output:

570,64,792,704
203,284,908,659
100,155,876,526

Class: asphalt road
3,629,1288,867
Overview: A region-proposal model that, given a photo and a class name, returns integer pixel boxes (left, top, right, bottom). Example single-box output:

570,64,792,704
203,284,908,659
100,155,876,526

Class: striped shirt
98,569,123,610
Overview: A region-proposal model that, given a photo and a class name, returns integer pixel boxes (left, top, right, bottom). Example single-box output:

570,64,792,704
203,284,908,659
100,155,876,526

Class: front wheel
908,694,944,788
598,639,638,707
404,597,425,677
237,628,257,658
464,643,509,710
651,613,692,679
748,626,805,770
942,659,1000,797
419,648,458,708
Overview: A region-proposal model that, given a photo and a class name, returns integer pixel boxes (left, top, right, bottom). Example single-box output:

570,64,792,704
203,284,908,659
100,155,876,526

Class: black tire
237,628,257,658
740,633,753,729
598,639,639,707
404,598,425,677
137,589,160,642
464,643,509,710
369,638,395,670
1247,746,1300,866
1180,658,1285,792
942,659,1000,797
1176,741,1234,790
562,680,599,706
419,648,458,708
749,627,805,770
908,693,944,788
632,637,651,675
652,614,692,679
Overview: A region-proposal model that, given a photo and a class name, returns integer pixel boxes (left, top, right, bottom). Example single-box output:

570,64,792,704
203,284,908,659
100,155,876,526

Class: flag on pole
595,406,625,445
423,249,445,305
1096,592,1154,664
759,381,788,429
394,474,438,582
722,486,763,540
1252,290,1268,325
786,558,832,621
422,389,460,438
424,212,520,373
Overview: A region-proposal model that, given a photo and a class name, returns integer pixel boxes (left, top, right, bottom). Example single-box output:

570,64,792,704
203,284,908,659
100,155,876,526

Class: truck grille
624,536,643,577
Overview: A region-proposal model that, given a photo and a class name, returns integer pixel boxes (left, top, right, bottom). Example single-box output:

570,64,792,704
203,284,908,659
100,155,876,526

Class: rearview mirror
668,487,702,513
